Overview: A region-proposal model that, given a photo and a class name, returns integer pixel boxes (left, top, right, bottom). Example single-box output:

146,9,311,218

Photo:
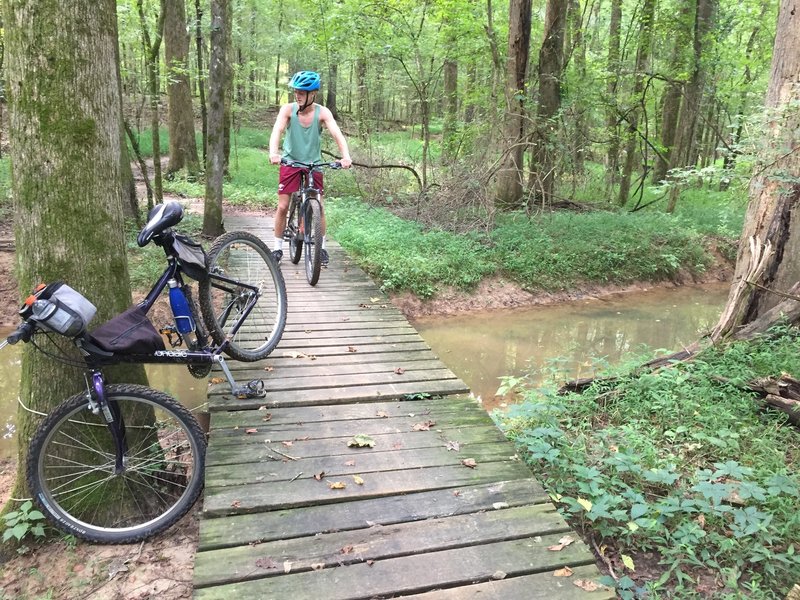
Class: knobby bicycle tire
305,196,323,286
288,194,303,265
26,384,205,544
199,230,287,361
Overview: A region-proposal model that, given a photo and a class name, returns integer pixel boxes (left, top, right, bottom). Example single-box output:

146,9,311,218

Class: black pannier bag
173,233,208,281
87,306,165,354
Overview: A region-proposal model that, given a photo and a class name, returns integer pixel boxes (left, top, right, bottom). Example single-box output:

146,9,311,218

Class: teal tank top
282,104,322,163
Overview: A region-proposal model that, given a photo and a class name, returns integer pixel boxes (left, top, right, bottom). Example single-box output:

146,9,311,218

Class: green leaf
621,554,635,571
11,523,29,541
347,434,376,448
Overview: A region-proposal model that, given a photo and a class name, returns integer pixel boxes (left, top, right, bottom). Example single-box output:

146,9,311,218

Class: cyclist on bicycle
268,70,352,266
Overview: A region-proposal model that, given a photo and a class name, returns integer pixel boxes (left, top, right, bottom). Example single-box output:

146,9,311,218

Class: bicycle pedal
236,379,266,399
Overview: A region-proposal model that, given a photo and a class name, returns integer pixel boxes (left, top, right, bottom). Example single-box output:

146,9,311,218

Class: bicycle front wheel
199,230,287,361
26,384,205,544
304,196,323,286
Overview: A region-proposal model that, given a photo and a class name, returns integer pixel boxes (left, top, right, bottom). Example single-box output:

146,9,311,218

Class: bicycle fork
85,371,128,475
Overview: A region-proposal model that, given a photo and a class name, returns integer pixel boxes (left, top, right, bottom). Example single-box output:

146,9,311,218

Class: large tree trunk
711,0,800,341
139,0,165,204
527,0,567,209
165,0,200,175
203,0,226,237
327,61,339,120
194,0,208,162
495,0,532,210
2,0,146,503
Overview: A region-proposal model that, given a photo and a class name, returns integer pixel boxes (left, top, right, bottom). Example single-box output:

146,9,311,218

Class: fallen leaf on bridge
314,472,326,481
344,460,356,466
311,563,325,571
574,579,605,592
394,367,405,375
376,411,389,418
461,458,477,468
353,475,365,485
210,377,225,384
329,481,347,490
245,428,258,434
548,535,576,551
446,441,461,451
553,566,573,577
255,557,278,570
347,434,376,448
413,420,436,431
282,441,293,447
347,346,358,353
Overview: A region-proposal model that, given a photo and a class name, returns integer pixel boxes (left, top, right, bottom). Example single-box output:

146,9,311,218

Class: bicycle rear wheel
304,196,323,286
288,195,303,265
26,384,205,544
199,230,287,361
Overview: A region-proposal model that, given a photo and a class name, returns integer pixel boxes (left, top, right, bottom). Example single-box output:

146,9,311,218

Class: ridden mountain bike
0,201,287,544
281,159,342,286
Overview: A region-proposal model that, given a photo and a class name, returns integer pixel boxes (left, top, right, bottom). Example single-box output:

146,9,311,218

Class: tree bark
617,0,655,206
666,0,717,212
652,0,693,184
204,0,226,237
165,0,200,175
442,59,458,162
711,0,800,340
604,0,622,192
2,0,146,503
495,0,532,210
327,61,339,120
194,0,208,162
527,0,568,208
139,0,165,204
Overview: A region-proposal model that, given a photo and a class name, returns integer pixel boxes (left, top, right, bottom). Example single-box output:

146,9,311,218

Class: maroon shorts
278,165,324,195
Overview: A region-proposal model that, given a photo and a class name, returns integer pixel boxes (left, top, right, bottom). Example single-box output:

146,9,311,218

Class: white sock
273,239,284,252
322,236,326,250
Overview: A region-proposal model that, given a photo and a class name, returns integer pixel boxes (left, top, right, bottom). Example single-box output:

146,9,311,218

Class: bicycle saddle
137,201,184,247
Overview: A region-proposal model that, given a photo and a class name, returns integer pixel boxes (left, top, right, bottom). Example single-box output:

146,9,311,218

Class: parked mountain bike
0,201,287,544
281,159,342,286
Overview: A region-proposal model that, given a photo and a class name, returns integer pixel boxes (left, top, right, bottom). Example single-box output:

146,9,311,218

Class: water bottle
32,298,83,337
167,279,197,346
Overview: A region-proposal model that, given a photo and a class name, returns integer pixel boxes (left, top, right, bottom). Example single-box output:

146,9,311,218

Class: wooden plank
208,396,484,427
202,461,533,516
206,423,511,465
205,443,516,487
208,379,471,411
194,504,572,588
193,535,598,599
401,567,615,599
198,479,548,551
222,350,442,370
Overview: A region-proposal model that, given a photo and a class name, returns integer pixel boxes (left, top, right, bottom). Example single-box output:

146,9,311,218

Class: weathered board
194,215,612,599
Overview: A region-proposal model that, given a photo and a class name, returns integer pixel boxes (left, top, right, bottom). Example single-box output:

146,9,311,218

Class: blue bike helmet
289,71,321,91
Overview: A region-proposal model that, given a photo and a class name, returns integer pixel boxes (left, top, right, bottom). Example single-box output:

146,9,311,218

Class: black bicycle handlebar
7,320,35,345
280,159,343,170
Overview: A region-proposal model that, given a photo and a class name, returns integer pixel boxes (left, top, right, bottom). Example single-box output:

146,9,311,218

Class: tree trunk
2,0,146,503
495,0,532,211
711,0,800,340
604,0,622,193
139,0,165,204
527,0,567,209
195,0,207,162
617,0,655,207
327,61,339,120
203,0,226,237
442,59,458,162
566,0,586,177
666,0,717,213
356,56,369,142
165,0,200,175
223,0,233,173
652,0,692,185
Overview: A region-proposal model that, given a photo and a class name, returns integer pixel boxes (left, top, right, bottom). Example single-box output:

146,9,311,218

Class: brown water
413,283,729,412
0,283,729,457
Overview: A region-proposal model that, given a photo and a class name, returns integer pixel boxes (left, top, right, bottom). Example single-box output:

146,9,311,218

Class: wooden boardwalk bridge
193,214,612,599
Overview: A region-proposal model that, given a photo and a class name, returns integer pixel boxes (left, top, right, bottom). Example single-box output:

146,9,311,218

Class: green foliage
497,327,800,597
326,197,495,298
3,500,47,545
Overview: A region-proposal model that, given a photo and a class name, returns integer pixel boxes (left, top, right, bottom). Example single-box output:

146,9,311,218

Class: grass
495,327,800,599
